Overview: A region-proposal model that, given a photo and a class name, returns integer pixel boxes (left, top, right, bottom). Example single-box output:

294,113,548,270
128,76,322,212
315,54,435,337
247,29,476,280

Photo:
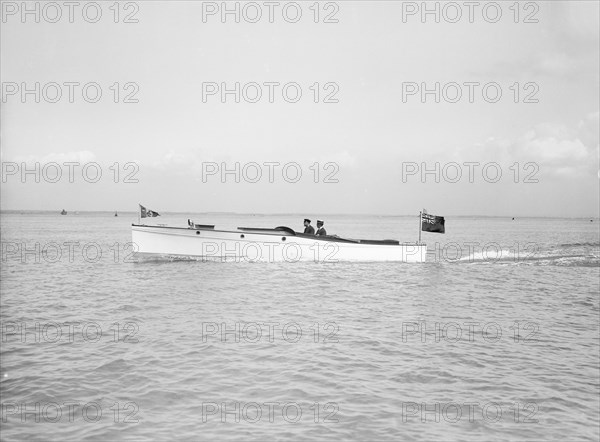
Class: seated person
303,218,315,234
316,220,327,236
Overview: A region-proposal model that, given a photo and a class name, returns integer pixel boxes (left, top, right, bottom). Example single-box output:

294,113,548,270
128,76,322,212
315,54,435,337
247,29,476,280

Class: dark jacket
304,225,315,234
316,227,327,236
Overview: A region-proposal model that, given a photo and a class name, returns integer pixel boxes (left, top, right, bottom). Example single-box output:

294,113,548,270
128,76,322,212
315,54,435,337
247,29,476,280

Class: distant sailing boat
60,209,67,215
115,211,118,217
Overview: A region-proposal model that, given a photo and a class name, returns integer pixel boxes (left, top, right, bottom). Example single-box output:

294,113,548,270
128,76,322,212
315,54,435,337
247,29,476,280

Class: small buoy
512,217,515,220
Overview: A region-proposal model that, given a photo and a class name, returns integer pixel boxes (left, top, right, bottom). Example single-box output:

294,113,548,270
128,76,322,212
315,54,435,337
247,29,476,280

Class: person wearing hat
303,218,315,234
316,220,327,236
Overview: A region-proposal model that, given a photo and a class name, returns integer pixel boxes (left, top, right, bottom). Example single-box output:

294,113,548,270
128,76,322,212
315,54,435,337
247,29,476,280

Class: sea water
1,212,598,441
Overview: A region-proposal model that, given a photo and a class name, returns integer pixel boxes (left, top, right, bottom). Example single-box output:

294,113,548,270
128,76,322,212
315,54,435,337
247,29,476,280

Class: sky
1,1,599,217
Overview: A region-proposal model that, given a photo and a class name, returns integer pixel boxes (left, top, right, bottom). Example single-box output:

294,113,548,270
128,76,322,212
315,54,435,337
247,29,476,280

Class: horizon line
1,209,598,220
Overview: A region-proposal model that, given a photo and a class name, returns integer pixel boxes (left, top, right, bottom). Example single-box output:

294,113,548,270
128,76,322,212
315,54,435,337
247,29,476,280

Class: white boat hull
132,225,427,263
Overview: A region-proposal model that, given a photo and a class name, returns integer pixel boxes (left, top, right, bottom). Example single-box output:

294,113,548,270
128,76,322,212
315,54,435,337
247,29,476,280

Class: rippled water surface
1,212,599,441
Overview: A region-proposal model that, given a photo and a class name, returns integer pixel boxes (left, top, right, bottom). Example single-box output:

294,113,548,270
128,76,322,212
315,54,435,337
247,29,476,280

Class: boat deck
132,224,417,246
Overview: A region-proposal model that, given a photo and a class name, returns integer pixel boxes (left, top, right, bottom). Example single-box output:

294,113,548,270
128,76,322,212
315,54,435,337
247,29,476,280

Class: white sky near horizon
1,1,599,217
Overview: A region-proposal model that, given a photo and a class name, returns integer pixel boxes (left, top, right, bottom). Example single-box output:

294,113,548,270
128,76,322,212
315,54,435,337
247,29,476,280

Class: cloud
577,111,600,150
147,149,359,177
547,1,600,49
151,151,196,170
466,112,599,178
315,150,358,168
7,150,97,164
475,2,599,80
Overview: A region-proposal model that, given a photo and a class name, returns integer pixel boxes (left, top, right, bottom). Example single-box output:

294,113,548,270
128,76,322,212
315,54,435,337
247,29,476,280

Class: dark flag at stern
421,212,445,234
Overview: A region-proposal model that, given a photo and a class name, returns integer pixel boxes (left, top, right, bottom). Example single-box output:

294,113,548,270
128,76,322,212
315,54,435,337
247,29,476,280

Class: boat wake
449,244,599,267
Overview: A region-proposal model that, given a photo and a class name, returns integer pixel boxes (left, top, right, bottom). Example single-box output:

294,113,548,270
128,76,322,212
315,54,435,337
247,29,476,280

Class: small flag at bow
421,213,445,234
140,204,160,218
